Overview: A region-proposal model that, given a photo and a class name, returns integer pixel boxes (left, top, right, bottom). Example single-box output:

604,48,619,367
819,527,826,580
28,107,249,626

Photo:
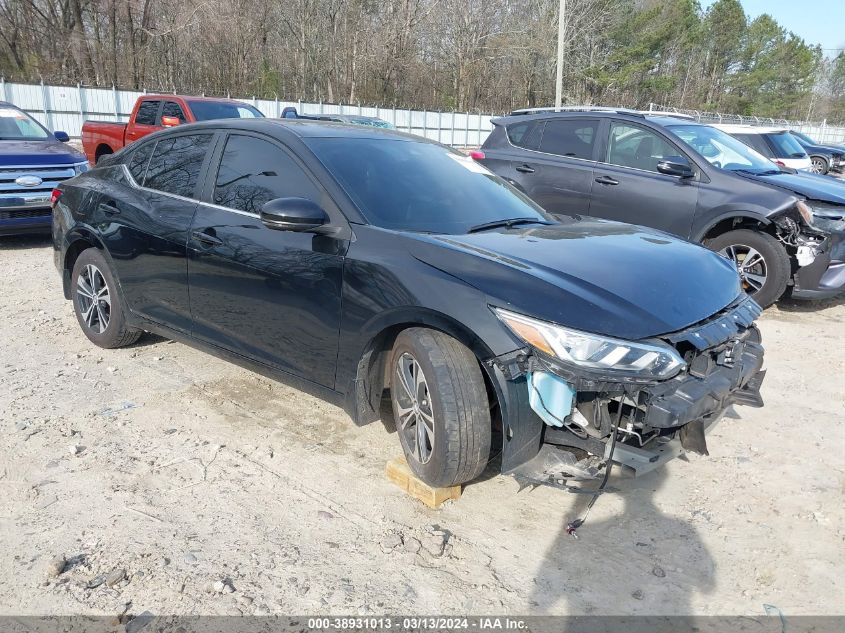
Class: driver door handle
192,230,223,246
595,175,619,185
515,164,535,174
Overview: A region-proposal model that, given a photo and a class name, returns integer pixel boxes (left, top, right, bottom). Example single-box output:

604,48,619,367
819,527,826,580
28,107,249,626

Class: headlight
73,161,89,175
805,201,845,233
494,308,685,380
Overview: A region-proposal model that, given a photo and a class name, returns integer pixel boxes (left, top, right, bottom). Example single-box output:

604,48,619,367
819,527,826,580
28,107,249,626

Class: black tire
810,156,829,175
389,328,491,487
95,147,113,165
705,229,791,308
71,248,142,348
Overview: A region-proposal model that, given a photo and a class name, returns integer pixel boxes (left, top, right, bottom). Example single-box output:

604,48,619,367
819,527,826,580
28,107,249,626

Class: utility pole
555,0,566,109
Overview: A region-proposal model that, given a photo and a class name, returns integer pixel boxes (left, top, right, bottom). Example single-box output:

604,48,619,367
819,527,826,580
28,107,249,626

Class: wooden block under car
385,456,462,508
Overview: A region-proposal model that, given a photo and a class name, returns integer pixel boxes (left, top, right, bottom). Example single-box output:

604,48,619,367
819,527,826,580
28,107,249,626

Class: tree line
1,0,843,122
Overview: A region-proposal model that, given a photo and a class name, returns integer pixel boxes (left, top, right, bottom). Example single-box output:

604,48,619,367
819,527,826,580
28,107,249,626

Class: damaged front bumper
490,295,766,482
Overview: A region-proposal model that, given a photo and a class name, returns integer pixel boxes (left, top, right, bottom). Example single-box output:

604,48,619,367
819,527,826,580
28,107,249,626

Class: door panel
588,121,699,239
187,133,345,388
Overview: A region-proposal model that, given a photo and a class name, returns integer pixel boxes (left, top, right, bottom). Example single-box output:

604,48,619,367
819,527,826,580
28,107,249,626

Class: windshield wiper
467,217,553,233
733,168,782,177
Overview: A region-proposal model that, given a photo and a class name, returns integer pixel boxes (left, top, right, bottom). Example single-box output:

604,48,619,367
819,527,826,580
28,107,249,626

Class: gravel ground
1,235,843,618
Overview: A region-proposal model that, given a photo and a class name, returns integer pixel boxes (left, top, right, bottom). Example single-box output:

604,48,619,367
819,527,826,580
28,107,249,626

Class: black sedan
52,119,765,488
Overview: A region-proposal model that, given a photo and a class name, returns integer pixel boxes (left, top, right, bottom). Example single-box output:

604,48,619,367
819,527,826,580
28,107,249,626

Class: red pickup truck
81,94,264,164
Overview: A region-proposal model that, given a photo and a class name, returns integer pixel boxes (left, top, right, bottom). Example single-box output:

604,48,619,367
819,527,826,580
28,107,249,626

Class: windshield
669,124,778,173
0,106,50,140
187,101,264,121
768,131,807,158
308,138,550,234
791,131,813,145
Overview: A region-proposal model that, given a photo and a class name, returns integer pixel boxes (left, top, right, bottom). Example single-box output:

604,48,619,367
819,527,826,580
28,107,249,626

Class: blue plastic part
526,370,576,428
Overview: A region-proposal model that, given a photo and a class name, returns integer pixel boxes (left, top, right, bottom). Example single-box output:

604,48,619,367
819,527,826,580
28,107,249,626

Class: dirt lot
1,235,843,618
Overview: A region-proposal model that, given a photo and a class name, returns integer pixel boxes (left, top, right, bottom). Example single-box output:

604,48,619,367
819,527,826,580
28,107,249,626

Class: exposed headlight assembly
73,161,90,176
805,201,845,233
494,308,685,380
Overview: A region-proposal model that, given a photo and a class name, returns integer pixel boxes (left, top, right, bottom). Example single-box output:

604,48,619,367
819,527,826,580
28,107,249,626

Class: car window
307,137,549,234
161,101,187,123
213,135,320,214
126,142,154,183
143,133,212,198
188,101,264,121
506,121,544,150
766,132,806,158
733,134,773,157
607,123,681,172
539,119,598,159
135,100,161,126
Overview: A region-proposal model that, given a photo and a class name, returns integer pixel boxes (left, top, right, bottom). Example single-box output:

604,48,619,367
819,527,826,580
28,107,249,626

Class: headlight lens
805,201,845,233
494,308,685,380
73,161,89,175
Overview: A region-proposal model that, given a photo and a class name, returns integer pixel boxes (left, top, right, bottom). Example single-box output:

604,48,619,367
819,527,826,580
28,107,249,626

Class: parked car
0,102,87,236
476,107,839,306
52,119,766,488
787,131,845,175
711,124,812,171
280,107,395,129
81,95,263,165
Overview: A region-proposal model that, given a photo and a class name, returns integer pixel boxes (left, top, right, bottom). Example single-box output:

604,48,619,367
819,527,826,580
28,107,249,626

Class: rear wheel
810,156,829,175
389,328,491,488
706,229,791,308
72,248,141,348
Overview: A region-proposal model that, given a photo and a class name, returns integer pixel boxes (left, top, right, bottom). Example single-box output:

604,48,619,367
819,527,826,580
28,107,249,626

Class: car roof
711,124,789,134
153,117,427,142
143,94,256,105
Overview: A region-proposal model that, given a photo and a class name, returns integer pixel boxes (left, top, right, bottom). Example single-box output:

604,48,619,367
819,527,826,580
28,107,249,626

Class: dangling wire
565,393,628,539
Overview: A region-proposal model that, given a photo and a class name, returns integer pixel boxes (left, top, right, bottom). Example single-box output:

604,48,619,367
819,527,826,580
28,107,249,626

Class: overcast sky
701,0,845,56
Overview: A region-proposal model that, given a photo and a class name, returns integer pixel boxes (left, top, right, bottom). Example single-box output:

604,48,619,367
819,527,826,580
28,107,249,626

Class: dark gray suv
477,107,838,307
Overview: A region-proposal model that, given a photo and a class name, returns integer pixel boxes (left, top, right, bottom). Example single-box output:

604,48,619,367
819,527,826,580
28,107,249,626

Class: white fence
0,79,495,147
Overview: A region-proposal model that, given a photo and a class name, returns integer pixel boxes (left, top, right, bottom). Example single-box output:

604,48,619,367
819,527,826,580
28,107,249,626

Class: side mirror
260,197,328,232
54,131,70,143
161,115,181,128
657,156,694,178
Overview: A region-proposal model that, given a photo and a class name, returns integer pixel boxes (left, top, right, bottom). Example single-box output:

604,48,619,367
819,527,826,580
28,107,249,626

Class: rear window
143,133,212,198
766,131,807,158
188,101,263,121
506,121,544,150
539,119,598,159
135,100,160,126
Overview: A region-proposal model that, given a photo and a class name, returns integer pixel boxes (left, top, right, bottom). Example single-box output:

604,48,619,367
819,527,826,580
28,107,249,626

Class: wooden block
385,456,462,509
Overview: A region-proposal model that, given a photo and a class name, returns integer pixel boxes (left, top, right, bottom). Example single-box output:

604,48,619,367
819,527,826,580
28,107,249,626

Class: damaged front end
776,201,845,299
491,295,766,485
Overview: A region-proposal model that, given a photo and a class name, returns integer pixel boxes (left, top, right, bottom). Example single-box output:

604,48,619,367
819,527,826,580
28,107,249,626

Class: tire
810,156,829,175
706,229,791,308
71,248,142,348
95,147,113,165
389,328,491,487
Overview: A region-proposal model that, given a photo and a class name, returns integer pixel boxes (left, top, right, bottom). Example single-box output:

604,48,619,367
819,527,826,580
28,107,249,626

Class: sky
701,0,845,56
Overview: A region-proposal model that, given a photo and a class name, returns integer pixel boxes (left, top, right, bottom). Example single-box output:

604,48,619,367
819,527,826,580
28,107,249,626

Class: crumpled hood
738,170,845,205
0,139,85,165
413,219,742,340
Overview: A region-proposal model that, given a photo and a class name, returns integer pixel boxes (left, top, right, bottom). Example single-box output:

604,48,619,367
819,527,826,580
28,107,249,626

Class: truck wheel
95,146,113,165
706,229,790,308
389,328,491,488
809,156,829,174
71,248,141,348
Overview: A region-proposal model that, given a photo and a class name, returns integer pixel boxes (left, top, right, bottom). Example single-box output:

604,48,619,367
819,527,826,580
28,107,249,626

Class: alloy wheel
810,158,826,174
394,352,435,465
720,244,768,294
76,264,111,333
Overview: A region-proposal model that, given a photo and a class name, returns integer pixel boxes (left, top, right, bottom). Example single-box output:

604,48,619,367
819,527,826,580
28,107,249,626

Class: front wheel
389,328,491,488
706,229,791,308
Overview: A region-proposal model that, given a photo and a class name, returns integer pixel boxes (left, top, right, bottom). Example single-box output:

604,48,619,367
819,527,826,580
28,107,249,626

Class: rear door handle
515,164,535,174
192,230,223,246
595,175,619,185
98,200,120,215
